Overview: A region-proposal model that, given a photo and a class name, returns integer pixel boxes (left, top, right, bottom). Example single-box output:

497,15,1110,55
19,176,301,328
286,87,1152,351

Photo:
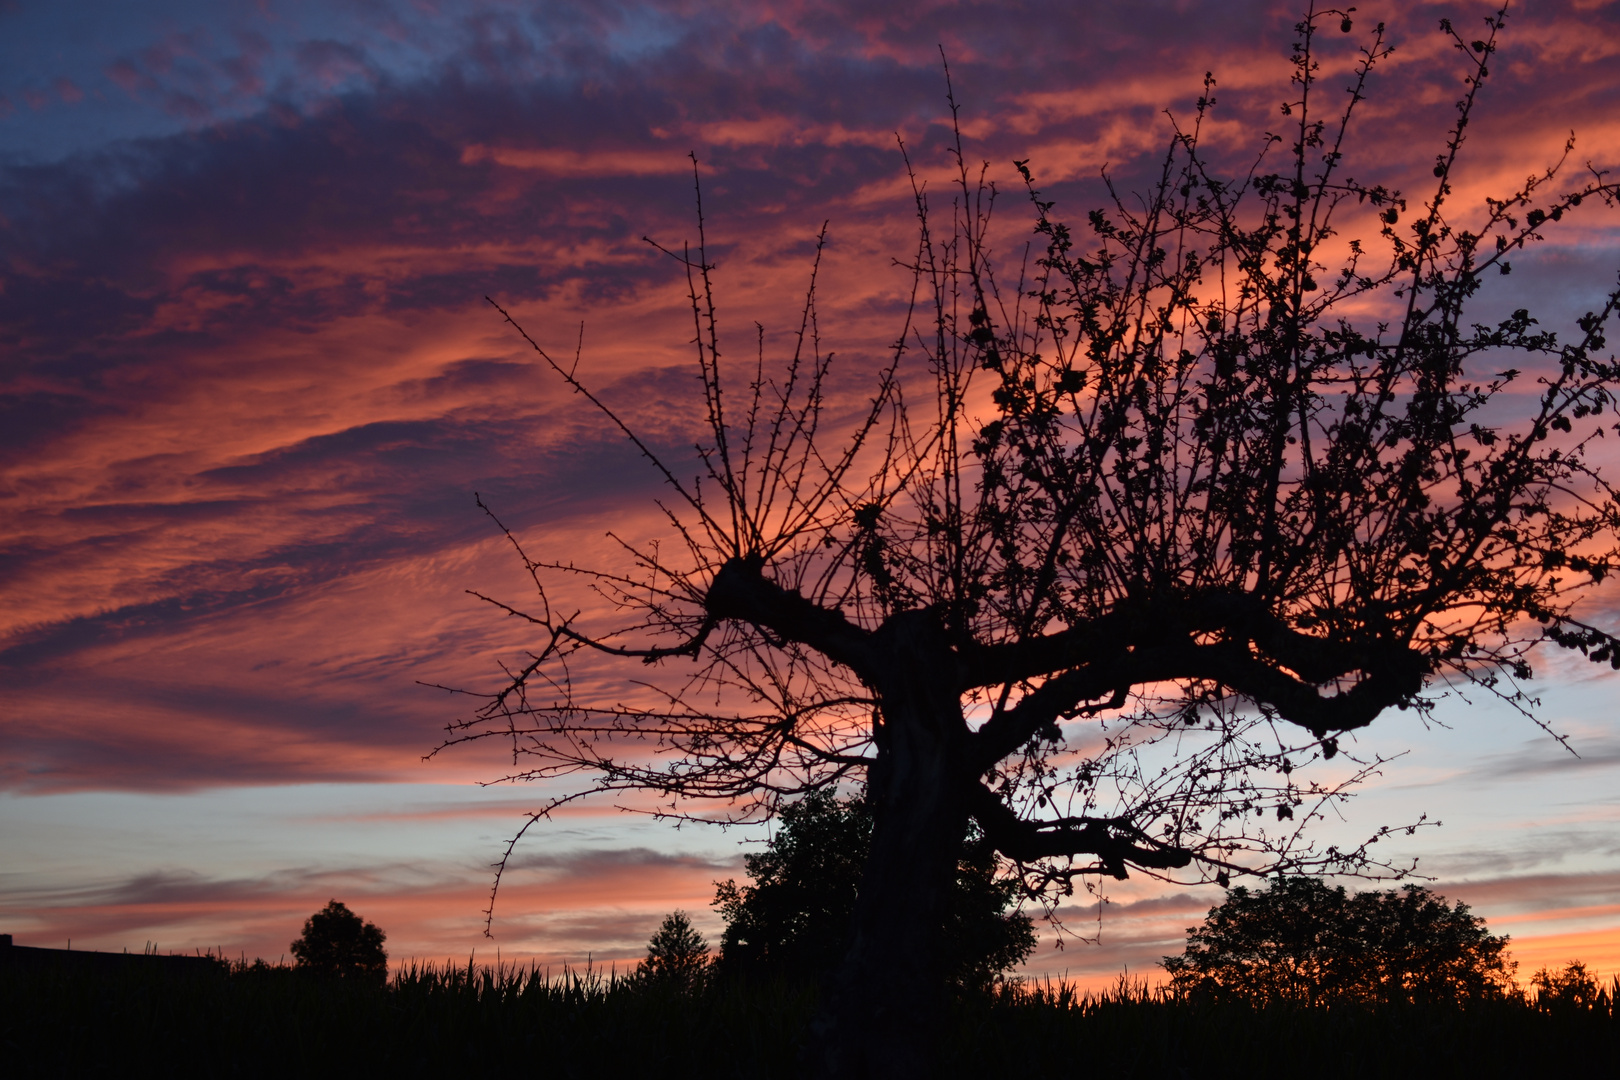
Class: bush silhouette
1532,961,1604,1011
290,900,388,985
1163,877,1516,1006
635,910,710,993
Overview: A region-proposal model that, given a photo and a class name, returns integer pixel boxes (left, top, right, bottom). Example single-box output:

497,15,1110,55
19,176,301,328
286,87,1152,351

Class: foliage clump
713,790,1035,991
1163,876,1517,1005
289,900,388,985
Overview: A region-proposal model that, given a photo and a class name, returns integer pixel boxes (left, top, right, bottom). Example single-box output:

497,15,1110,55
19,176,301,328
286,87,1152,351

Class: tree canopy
438,6,1620,1073
289,900,388,985
1162,876,1516,1005
713,790,1034,991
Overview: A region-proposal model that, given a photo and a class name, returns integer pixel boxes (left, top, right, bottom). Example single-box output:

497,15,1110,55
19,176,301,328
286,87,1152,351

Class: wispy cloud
8,0,1618,793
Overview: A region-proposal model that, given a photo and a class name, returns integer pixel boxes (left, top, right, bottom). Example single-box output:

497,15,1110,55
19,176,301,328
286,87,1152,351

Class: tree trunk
817,612,968,1079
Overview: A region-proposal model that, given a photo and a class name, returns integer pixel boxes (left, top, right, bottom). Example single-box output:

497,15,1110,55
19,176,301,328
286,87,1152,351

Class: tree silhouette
1163,876,1516,1005
636,910,710,994
437,5,1620,1073
1531,961,1606,1011
289,900,388,985
713,790,1034,991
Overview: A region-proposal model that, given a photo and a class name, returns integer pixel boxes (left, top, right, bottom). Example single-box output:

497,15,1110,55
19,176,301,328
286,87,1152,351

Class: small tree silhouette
289,900,388,985
1163,877,1516,1005
636,910,710,993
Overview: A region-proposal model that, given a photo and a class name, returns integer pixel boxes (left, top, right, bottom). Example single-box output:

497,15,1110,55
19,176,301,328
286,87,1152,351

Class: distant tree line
272,851,1608,1018
626,800,1610,1014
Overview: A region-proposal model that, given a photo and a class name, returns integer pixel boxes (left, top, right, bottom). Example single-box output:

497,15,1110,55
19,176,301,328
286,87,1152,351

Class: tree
289,900,388,985
438,6,1620,1074
1162,876,1516,1005
1531,960,1606,1011
712,790,1035,991
636,910,710,994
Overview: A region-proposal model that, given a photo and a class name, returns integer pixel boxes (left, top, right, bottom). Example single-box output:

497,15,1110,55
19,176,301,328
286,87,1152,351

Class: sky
4,0,1620,987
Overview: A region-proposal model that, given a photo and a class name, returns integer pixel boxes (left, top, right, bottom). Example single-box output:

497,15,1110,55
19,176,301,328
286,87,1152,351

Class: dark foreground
2,958,1615,1078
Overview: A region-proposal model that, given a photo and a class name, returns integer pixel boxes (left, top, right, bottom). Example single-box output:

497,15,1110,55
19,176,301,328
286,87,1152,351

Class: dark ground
2,955,1615,1078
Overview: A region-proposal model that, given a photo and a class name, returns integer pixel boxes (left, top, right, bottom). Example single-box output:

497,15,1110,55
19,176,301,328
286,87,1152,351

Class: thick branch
959,590,1376,690
971,662,1124,769
971,633,1427,768
704,557,879,679
1186,638,1427,737
966,783,1193,880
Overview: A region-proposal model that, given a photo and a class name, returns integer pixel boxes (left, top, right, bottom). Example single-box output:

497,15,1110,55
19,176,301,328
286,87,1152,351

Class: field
2,958,1615,1077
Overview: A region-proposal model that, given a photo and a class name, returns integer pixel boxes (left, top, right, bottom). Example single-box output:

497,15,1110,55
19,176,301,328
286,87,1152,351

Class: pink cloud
294,39,371,91
460,144,692,176
106,59,150,95
0,844,742,970
221,30,272,98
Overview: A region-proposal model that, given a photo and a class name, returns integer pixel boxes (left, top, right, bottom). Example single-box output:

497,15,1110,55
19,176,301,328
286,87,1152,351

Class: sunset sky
4,0,1620,987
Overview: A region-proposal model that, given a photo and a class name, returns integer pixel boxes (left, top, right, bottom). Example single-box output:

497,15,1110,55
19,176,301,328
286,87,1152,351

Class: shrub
1531,961,1606,1011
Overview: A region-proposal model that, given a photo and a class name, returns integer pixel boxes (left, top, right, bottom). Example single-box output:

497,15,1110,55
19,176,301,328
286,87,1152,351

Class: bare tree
436,5,1620,1074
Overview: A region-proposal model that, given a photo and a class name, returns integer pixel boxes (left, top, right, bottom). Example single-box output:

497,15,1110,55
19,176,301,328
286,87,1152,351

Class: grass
954,975,1620,1078
1,956,814,1078
2,959,1615,1077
